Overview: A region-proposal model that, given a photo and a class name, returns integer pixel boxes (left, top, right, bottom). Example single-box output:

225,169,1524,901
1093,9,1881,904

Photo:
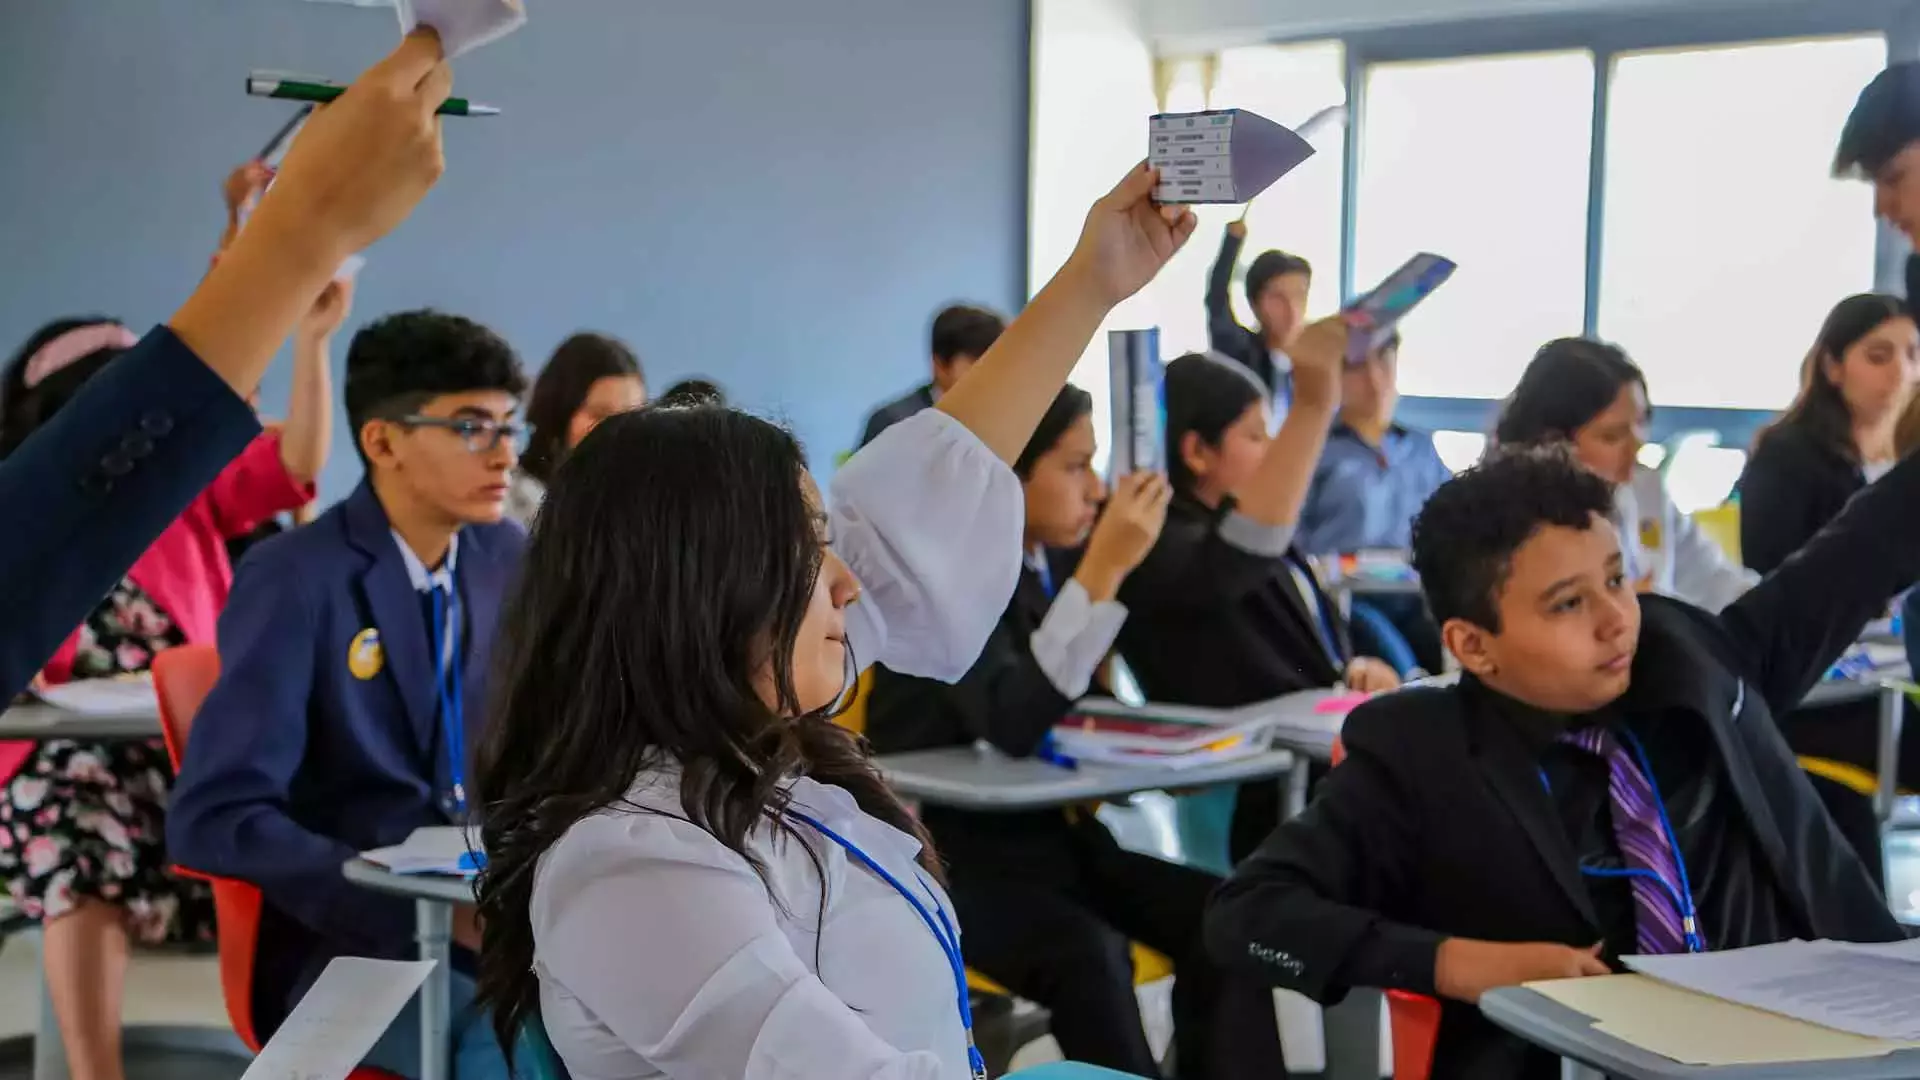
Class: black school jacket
1206,445,1920,1079
866,558,1120,886
1736,419,1865,576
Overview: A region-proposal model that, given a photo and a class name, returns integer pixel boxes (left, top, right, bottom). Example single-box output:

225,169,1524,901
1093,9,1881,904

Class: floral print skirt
0,578,213,943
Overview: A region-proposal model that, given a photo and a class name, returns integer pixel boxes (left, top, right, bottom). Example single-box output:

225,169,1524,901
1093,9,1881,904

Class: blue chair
1005,1065,1150,1078
520,1014,570,1080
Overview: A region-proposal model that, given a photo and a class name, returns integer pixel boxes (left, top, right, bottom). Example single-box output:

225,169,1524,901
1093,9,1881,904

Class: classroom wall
0,0,1030,502
1142,0,1816,50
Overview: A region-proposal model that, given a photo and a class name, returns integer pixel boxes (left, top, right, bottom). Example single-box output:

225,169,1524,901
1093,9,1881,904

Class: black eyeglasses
393,415,526,454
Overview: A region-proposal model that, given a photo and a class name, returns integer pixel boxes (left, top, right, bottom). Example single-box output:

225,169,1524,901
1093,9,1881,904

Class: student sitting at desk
865,385,1285,1079
468,164,1198,1080
1207,435,1908,1079
505,331,646,528
168,310,531,1080
1494,337,1756,614
1117,334,1401,866
0,305,331,1080
1295,329,1450,674
857,303,1007,448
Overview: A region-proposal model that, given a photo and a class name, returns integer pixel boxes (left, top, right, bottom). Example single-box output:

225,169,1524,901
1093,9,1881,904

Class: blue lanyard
428,576,466,817
1538,726,1702,953
1032,554,1056,600
783,810,988,1080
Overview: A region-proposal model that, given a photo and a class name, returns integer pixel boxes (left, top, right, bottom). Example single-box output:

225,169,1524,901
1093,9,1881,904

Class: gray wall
0,0,1030,501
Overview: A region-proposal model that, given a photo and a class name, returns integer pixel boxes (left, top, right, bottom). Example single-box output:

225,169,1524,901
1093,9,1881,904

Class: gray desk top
1802,673,1908,709
877,746,1297,811
0,701,161,741
1481,987,1920,1079
342,858,475,904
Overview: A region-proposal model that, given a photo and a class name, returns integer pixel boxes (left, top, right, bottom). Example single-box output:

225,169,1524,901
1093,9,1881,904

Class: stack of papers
1051,701,1274,769
1625,938,1920,1041
34,675,156,716
362,825,482,876
241,957,436,1080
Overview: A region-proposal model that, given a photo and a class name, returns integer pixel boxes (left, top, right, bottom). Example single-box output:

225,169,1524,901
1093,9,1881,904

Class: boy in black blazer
1206,446,1907,1079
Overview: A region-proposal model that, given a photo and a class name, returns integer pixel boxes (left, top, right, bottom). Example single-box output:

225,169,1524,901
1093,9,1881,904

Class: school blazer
168,481,525,1034
0,326,259,702
1207,444,1920,1078
1736,421,1865,576
858,384,936,449
866,558,1118,887
1205,229,1283,394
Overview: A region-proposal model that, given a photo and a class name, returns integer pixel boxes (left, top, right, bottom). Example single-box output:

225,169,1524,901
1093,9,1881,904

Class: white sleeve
832,409,1023,682
534,819,943,1080
1028,579,1129,699
1671,503,1759,614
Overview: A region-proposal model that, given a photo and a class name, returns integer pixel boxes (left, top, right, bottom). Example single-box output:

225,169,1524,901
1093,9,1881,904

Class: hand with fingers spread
249,27,453,265
1075,471,1172,602
1434,939,1611,1003
1064,164,1200,308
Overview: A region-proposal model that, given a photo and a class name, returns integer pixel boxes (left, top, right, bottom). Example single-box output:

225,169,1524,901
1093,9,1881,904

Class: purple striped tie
1560,726,1691,955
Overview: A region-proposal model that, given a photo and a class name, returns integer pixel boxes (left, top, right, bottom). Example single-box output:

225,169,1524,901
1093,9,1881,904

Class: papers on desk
1828,641,1909,681
1625,939,1920,1042
362,825,482,876
1052,700,1276,769
32,675,155,716
241,957,435,1080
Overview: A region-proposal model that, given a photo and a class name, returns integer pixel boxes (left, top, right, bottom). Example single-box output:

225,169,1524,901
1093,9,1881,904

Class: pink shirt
1,432,313,780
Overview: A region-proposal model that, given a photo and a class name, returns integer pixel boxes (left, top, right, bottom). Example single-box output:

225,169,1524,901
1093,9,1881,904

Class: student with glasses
169,310,535,1080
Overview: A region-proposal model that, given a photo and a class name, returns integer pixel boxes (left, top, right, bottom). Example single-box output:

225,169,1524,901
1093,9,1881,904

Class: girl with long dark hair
471,165,1197,1079
1494,337,1754,613
504,332,646,526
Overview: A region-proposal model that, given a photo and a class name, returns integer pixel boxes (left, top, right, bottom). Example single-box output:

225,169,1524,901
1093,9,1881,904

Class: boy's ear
360,418,399,471
1442,618,1497,678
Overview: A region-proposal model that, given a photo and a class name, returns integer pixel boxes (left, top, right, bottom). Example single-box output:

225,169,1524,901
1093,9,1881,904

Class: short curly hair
1411,445,1616,632
344,310,528,466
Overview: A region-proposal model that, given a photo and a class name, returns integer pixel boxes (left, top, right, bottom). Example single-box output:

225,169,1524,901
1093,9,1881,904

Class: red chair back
1327,730,1437,1078
153,646,267,1051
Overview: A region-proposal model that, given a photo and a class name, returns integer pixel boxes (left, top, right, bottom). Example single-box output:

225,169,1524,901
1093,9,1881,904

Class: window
1130,42,1347,359
1597,36,1885,410
1356,51,1595,401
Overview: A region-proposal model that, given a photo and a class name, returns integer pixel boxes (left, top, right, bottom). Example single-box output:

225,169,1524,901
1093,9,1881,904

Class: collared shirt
392,530,459,668
1024,548,1129,700
1296,421,1451,556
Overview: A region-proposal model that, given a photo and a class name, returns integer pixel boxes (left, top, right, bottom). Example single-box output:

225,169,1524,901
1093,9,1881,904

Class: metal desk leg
1320,988,1381,1080
1563,1061,1604,1080
33,941,65,1080
1874,683,1904,824
417,899,454,1080
1283,755,1311,820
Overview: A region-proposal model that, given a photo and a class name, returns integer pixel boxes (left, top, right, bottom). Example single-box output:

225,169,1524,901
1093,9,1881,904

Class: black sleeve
1207,229,1248,354
857,407,887,451
865,611,1072,759
1204,707,1442,1002
1121,510,1285,615
1736,434,1825,576
1718,448,1920,719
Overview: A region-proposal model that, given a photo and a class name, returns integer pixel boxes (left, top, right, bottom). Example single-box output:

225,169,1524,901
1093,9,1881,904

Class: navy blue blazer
168,480,524,1033
857,384,935,449
0,326,258,700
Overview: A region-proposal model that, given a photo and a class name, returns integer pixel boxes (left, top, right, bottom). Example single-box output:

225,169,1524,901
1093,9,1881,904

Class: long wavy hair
1756,293,1910,466
471,404,933,1055
518,332,644,485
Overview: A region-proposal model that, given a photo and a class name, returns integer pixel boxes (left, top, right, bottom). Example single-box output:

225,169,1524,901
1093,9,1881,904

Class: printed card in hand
398,0,527,59
1149,109,1314,204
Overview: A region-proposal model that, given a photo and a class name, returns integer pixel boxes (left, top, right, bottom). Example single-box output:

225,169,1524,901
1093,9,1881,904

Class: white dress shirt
1615,465,1756,614
1025,551,1128,700
532,408,1021,1080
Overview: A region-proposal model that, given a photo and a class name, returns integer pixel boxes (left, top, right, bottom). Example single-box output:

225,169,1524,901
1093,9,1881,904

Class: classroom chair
838,668,1176,1072
519,1013,571,1080
152,645,404,1080
1329,735,1440,1080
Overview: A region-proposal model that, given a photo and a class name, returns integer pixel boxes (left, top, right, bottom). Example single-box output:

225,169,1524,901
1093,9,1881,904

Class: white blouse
1615,465,1756,614
531,408,1022,1080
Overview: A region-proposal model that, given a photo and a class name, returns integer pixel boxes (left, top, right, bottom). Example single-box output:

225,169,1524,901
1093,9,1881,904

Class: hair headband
23,324,137,389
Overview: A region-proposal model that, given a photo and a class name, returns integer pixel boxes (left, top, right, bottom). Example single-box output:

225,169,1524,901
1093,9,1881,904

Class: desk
1481,986,1920,1079
1798,673,1910,823
0,701,161,741
341,859,473,1080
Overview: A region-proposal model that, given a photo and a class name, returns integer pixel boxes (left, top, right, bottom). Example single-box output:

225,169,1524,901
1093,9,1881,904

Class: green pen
247,73,500,117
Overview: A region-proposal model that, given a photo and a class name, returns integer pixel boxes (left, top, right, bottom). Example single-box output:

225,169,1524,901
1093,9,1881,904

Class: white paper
34,676,156,717
362,824,482,876
1626,940,1920,1041
397,0,526,58
241,958,435,1080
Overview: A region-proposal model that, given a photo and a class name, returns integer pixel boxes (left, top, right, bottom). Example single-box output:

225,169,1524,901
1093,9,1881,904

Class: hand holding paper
1149,109,1315,205
1065,164,1199,308
398,0,526,59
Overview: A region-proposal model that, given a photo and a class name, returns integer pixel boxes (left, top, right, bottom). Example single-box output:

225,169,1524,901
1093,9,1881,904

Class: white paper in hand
240,958,435,1080
398,0,526,58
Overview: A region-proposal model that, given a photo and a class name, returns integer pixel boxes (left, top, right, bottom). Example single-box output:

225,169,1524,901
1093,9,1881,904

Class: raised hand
1064,164,1199,308
250,28,452,265
298,278,356,344
1076,471,1173,601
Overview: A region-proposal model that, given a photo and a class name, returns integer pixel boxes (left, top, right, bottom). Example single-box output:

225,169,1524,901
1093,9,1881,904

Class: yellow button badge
348,628,385,681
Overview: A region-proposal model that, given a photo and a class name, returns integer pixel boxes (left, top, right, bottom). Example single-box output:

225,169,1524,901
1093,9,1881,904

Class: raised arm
1207,223,1249,352
276,279,350,487
935,164,1197,465
1718,447,1920,717
1234,315,1345,527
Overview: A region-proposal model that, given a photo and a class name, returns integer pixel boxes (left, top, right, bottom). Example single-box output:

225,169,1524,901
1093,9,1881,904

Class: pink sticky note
1314,692,1374,715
